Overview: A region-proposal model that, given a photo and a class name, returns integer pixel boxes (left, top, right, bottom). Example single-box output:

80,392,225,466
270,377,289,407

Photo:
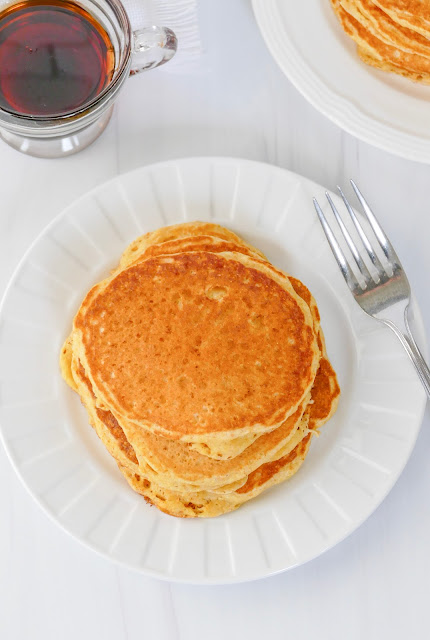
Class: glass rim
0,0,132,124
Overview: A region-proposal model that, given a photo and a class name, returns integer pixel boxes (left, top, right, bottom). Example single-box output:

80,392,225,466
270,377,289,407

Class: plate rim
0,156,427,584
252,0,430,164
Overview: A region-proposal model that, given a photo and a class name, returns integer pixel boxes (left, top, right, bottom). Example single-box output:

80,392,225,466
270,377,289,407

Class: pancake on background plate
60,222,339,517
330,0,430,84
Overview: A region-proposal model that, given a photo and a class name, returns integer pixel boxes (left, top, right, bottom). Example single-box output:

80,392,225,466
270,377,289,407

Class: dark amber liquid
0,0,115,116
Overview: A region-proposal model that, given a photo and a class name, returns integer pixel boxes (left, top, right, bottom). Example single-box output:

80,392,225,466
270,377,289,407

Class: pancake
192,270,322,458
61,238,329,456
73,250,320,442
119,434,312,518
59,334,77,392
307,337,340,432
341,0,430,56
60,244,322,461
119,226,321,341
332,1,430,76
71,326,339,493
123,235,264,269
116,403,310,491
60,272,323,462
61,232,322,460
71,355,250,494
357,46,430,82
187,431,261,460
372,0,430,39
61,331,266,461
118,221,267,270
331,0,430,83
120,234,322,344
72,350,311,490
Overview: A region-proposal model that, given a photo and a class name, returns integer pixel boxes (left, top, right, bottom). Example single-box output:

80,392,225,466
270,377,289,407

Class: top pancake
61,270,324,462
62,224,323,458
73,250,320,441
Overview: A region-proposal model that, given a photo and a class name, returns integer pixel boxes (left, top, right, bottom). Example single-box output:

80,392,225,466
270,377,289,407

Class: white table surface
1,1,429,638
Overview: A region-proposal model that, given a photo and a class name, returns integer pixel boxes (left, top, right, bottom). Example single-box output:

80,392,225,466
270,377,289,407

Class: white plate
0,158,426,584
252,0,430,163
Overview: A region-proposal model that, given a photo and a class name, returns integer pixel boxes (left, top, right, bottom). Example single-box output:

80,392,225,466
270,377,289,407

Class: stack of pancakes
331,0,430,84
60,222,340,518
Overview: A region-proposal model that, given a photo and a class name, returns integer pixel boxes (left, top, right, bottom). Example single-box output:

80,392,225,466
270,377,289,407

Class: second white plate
252,0,430,163
0,158,426,583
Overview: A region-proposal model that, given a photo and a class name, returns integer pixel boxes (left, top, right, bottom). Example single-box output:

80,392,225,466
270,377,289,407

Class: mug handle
130,26,177,75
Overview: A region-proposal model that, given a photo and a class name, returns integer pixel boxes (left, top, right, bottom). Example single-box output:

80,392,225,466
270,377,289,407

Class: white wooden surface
1,1,429,638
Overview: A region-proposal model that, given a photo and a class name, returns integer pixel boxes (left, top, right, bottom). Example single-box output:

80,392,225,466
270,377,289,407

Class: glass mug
0,0,177,157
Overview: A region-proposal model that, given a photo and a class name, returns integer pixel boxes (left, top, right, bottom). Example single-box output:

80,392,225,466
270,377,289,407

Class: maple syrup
0,0,115,116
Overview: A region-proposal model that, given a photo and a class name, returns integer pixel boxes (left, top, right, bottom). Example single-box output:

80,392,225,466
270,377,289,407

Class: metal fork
313,180,430,398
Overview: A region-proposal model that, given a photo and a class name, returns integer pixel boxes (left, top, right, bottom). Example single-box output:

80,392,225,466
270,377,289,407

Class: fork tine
337,186,386,278
313,198,361,292
350,180,399,265
325,192,372,285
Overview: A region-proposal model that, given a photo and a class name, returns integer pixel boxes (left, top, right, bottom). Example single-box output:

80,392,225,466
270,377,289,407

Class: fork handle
384,319,430,399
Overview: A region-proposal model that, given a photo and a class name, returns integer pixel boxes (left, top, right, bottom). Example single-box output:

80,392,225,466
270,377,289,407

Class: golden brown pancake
187,275,322,460
332,1,430,75
60,238,323,461
71,356,250,494
122,235,263,273
72,350,310,490
357,46,430,83
123,234,322,341
70,324,339,494
308,353,340,432
59,334,77,392
116,403,310,490
73,251,320,442
235,434,312,496
119,228,322,341
331,0,430,83
119,434,312,518
119,221,267,270
372,0,430,38
341,0,430,56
